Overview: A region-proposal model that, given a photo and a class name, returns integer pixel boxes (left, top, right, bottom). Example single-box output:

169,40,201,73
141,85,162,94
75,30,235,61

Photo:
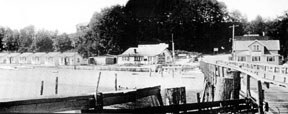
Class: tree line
1,0,288,58
0,25,74,53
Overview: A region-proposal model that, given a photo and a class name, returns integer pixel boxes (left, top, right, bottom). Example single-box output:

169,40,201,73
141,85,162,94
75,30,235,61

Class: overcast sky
0,0,287,34
0,0,128,34
218,0,288,21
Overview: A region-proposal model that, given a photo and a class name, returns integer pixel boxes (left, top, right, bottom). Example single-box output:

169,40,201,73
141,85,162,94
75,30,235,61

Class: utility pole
229,24,239,61
172,33,175,64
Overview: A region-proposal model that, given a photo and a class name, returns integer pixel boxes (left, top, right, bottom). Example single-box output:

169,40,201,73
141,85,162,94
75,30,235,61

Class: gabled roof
120,43,169,56
44,52,61,57
0,53,9,57
19,53,34,57
234,40,280,51
235,36,270,40
6,53,21,57
31,52,47,57
60,52,80,57
247,40,265,47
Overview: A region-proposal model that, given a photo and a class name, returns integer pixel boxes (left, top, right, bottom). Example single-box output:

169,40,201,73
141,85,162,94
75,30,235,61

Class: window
48,57,53,62
237,56,246,61
252,56,260,61
267,56,275,62
253,45,260,51
77,58,80,63
148,57,152,61
122,57,129,61
36,57,39,61
134,56,142,61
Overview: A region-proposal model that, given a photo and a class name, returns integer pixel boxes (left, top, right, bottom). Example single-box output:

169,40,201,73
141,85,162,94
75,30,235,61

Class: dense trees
1,0,288,58
18,26,35,52
0,26,71,53
54,33,74,52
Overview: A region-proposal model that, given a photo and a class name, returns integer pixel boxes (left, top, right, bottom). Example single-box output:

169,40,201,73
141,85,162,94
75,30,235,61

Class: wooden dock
216,60,288,114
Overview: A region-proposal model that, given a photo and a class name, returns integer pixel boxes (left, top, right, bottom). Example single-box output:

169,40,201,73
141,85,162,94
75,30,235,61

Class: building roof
44,52,61,57
120,43,169,56
32,52,47,57
234,40,280,51
19,53,34,57
6,53,21,57
60,52,80,57
235,36,270,40
0,53,9,57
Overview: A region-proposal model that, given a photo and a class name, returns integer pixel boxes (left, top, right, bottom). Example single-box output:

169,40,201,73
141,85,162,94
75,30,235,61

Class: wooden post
246,75,251,97
115,73,117,91
161,68,163,77
172,68,175,78
149,68,152,77
214,68,234,101
156,88,164,106
211,85,215,102
40,81,44,95
55,77,58,95
258,81,264,114
196,93,201,103
96,72,101,93
232,71,241,100
164,87,186,105
95,93,103,112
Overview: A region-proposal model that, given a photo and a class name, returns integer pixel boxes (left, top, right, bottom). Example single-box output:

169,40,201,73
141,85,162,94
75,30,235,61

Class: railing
217,60,288,87
200,60,267,114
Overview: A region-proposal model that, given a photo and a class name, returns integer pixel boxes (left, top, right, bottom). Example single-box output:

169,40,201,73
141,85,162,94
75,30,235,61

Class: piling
55,77,58,94
115,73,118,91
161,68,163,77
172,68,175,78
258,81,264,114
149,68,152,77
232,71,241,100
40,81,44,95
96,72,101,93
164,87,186,105
214,68,236,101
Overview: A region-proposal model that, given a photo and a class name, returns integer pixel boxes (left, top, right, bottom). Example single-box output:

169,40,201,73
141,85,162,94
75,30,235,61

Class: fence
0,84,257,113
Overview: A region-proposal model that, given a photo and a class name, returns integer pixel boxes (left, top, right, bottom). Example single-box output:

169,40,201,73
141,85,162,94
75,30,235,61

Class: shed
18,52,34,64
43,52,61,66
59,52,83,66
31,52,47,65
0,53,9,64
118,43,172,65
88,56,117,65
5,53,21,64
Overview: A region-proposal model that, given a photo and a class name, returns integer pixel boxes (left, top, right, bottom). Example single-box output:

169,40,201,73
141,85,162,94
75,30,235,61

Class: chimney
134,49,137,54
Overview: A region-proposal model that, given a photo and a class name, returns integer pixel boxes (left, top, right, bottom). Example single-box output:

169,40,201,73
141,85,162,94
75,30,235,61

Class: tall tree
18,25,35,52
245,15,266,35
0,27,5,51
31,30,54,52
54,33,73,52
2,28,19,51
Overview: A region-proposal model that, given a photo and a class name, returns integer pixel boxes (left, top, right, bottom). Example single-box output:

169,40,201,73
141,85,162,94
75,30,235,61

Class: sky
0,0,287,34
218,0,288,21
0,0,128,34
